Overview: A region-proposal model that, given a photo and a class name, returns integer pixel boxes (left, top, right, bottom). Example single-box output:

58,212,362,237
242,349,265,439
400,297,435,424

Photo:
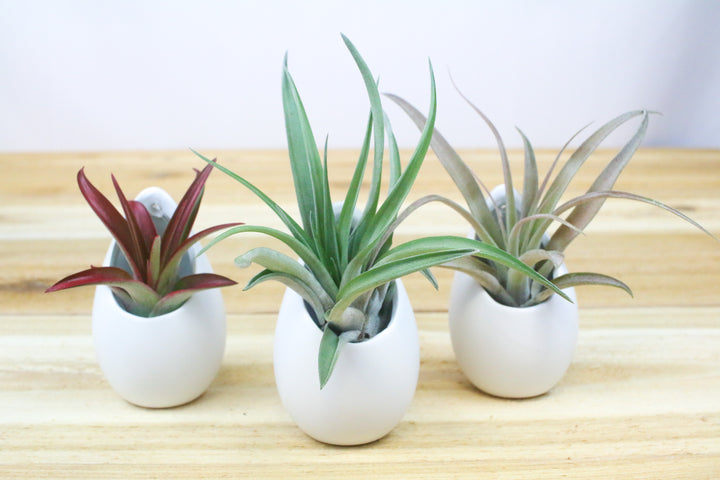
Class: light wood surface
1,148,718,478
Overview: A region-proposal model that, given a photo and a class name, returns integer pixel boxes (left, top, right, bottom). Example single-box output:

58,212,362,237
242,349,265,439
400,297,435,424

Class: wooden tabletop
1,148,719,478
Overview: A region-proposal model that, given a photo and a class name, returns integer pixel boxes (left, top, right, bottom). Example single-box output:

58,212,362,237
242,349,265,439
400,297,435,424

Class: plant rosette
92,187,227,408
274,279,417,445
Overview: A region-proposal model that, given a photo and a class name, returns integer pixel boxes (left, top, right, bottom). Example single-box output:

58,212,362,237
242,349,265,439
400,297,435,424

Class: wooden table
1,149,718,478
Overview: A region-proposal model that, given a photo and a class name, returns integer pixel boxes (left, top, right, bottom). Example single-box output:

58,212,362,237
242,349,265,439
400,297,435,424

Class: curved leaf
235,247,335,309
530,271,632,306
384,93,503,246
198,224,338,298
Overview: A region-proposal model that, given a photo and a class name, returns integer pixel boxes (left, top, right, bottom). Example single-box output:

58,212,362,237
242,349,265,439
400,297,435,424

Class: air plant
387,88,716,308
46,163,241,317
195,35,567,388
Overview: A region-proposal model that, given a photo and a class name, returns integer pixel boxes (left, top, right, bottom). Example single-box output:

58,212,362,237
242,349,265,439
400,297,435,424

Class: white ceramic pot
448,183,579,398
273,280,419,445
448,265,578,398
92,187,226,408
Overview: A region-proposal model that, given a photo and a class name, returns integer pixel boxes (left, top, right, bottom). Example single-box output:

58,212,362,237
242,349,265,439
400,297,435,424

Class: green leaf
191,149,314,250
281,59,325,241
530,272,632,306
338,112,372,266
359,62,437,247
330,248,477,325
245,269,327,322
341,35,385,235
518,127,539,218
439,256,516,306
318,325,357,389
199,224,338,298
235,247,335,310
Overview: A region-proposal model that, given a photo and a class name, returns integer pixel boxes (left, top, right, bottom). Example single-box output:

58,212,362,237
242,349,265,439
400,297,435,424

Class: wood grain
0,149,718,479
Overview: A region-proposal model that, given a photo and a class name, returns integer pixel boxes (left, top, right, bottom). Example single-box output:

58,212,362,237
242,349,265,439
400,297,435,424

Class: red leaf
45,266,133,292
150,273,236,316
155,222,243,294
112,175,150,279
173,273,237,291
129,200,158,256
161,162,214,263
77,169,142,279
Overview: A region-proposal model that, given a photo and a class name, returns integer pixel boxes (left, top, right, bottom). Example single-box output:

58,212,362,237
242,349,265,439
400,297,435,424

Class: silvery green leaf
518,127,539,218
235,247,335,309
547,112,650,251
551,190,718,244
529,272,633,306
318,326,358,389
384,94,503,246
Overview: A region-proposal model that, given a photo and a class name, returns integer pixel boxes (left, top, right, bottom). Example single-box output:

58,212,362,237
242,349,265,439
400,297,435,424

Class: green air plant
387,87,716,308
195,35,567,388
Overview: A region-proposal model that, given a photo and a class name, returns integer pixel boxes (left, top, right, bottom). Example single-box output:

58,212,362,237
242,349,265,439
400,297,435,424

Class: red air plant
46,163,242,317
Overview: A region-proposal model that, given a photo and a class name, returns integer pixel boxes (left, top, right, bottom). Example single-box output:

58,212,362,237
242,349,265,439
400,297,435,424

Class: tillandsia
195,34,567,388
46,163,241,317
387,85,716,308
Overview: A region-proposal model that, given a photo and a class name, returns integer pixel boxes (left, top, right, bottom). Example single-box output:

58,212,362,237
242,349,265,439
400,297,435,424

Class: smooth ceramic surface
273,280,419,446
449,264,578,398
91,187,226,408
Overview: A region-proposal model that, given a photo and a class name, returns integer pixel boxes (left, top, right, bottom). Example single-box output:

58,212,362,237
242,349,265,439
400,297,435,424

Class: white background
2,0,719,152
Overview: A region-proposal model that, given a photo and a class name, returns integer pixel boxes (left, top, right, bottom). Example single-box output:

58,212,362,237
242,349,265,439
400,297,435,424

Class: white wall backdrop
1,0,719,152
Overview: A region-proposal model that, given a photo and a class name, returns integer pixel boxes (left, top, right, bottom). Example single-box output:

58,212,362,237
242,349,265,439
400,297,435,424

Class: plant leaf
439,256,516,306
384,93,503,246
150,273,236,316
359,61,437,248
156,222,242,295
531,272,632,306
550,190,718,244
341,34,385,234
547,112,650,251
161,162,213,264
318,324,358,389
235,247,335,310
518,127,539,217
281,57,325,245
450,76,516,233
45,266,160,315
198,224,338,298
191,149,315,250
76,168,142,280
338,112,372,266
246,269,327,322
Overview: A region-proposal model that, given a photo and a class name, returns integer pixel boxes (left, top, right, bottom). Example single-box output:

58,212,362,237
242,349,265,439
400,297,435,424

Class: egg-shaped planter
91,187,226,408
448,184,579,398
448,266,578,398
273,280,419,446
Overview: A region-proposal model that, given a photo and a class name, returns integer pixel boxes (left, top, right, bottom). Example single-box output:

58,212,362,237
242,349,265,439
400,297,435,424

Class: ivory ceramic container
273,280,419,445
448,265,578,398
